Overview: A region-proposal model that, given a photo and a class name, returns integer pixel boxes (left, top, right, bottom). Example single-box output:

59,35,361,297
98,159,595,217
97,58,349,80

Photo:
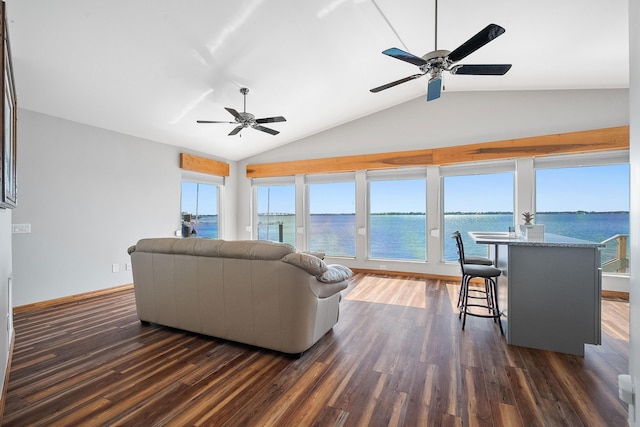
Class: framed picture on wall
0,1,17,209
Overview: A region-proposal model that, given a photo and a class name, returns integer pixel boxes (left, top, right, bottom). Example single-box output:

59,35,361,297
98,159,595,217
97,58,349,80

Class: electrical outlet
126,262,132,271
112,263,119,273
379,264,387,270
11,224,31,234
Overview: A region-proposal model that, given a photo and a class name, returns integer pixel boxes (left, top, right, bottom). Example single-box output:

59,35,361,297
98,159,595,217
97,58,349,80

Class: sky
257,186,296,214
193,164,631,215
369,180,425,213
536,164,629,212
444,173,513,213
181,182,218,215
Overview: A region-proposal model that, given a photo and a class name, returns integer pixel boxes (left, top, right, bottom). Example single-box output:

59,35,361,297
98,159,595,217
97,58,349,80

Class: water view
258,212,629,269
192,212,629,272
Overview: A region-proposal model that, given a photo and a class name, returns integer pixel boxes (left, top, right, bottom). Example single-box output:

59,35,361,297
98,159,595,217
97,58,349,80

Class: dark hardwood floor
3,273,630,426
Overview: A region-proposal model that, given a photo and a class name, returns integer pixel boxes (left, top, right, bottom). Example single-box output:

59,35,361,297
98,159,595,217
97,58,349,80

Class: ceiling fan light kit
197,88,286,136
370,0,512,101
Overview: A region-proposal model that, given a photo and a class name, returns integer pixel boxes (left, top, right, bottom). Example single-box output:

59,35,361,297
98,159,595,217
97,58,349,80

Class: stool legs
459,275,503,335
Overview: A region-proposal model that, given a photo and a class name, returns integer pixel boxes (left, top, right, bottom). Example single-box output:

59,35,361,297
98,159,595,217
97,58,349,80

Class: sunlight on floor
344,275,427,308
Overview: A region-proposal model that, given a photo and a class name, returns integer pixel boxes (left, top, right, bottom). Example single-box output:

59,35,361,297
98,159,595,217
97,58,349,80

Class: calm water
196,212,630,268
444,212,629,264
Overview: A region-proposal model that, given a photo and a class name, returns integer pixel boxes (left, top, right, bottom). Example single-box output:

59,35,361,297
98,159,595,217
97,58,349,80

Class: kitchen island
469,232,604,356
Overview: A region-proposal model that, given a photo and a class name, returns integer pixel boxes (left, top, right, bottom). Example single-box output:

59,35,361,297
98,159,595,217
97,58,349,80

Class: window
535,161,630,274
308,178,356,257
442,169,514,262
255,184,296,245
368,175,426,261
181,181,220,238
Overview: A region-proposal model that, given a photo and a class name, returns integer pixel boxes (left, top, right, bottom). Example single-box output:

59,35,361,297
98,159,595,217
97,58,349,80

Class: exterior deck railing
601,234,629,273
257,221,284,242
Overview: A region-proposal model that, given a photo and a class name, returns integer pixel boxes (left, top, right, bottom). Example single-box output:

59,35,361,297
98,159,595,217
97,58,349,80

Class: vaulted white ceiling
6,0,629,161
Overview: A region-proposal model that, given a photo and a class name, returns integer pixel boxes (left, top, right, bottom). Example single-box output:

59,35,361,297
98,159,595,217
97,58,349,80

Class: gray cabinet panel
507,245,601,355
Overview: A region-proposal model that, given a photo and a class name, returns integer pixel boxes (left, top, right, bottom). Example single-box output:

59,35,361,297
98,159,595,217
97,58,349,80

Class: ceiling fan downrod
240,87,249,113
434,0,438,51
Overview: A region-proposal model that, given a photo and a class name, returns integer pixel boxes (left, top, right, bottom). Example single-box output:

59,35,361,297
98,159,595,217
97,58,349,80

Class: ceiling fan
370,1,511,101
197,87,286,136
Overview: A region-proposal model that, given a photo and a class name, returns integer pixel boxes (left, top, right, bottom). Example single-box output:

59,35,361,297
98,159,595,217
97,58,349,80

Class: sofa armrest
282,252,328,276
309,276,349,298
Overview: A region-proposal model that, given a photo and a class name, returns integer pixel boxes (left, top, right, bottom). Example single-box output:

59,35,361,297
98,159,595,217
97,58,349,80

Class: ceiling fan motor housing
420,49,451,73
239,112,255,122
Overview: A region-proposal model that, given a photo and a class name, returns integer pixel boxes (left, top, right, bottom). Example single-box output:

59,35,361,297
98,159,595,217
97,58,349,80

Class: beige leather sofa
128,238,352,354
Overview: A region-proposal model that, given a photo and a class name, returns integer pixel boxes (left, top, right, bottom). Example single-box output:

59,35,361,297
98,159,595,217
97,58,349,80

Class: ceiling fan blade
426,76,442,101
382,48,428,67
447,24,506,63
196,120,235,124
451,64,512,75
225,107,242,119
228,126,243,136
255,116,286,124
254,125,280,135
370,74,424,93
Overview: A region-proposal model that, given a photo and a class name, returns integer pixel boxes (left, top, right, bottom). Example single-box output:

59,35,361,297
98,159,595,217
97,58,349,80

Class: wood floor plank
2,274,629,426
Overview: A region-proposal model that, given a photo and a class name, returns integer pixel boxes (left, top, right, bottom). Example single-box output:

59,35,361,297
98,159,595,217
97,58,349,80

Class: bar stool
452,231,503,334
451,231,493,309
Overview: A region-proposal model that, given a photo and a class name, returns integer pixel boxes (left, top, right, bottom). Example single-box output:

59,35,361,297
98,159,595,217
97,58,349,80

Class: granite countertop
468,231,605,248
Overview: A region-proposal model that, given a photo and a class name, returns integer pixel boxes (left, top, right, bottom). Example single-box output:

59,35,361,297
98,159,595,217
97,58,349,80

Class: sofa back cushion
132,238,296,260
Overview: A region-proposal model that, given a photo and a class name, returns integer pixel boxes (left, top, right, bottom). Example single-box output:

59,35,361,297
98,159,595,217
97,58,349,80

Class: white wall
0,208,13,397
628,0,639,423
242,89,628,165
11,110,237,306
237,89,629,278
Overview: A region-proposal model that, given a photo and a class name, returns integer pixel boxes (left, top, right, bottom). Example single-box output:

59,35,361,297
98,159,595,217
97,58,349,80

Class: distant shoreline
444,211,629,215
254,211,630,216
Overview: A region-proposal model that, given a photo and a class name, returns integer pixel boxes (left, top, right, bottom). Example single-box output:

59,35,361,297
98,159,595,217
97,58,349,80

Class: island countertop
468,231,604,248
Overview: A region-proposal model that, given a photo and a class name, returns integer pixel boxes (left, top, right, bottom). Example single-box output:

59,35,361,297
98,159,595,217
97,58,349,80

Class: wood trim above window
180,153,229,177
246,126,629,178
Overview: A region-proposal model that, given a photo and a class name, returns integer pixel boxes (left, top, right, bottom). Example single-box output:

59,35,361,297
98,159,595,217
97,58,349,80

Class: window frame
366,168,428,262
252,176,297,245
533,150,630,276
181,171,224,239
440,160,516,263
305,173,357,258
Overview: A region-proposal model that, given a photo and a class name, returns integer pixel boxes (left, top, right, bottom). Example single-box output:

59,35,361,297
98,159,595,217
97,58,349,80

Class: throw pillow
316,264,353,283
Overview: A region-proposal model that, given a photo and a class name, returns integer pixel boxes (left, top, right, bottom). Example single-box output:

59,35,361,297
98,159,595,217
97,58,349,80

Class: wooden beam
180,153,230,176
246,126,629,178
433,126,630,165
246,149,434,178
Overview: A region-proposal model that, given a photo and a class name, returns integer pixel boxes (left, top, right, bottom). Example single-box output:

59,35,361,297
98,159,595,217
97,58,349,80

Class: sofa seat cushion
317,264,353,283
